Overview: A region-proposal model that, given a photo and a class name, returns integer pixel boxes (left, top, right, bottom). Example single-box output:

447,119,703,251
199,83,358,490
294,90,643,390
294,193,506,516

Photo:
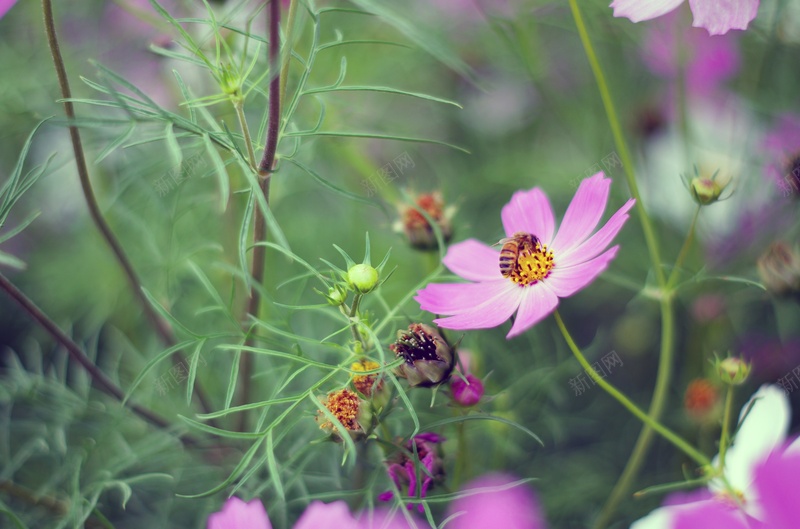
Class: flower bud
347,263,379,294
716,356,751,385
316,388,369,441
324,284,348,306
684,378,721,425
390,324,454,387
451,373,484,407
396,192,454,250
689,177,723,205
379,433,445,511
757,242,800,297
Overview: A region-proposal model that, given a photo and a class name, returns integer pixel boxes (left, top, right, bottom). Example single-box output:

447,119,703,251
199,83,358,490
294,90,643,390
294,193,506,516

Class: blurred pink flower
451,373,484,406
611,0,760,36
208,498,422,529
447,474,547,529
415,172,634,339
0,0,16,19
208,497,271,529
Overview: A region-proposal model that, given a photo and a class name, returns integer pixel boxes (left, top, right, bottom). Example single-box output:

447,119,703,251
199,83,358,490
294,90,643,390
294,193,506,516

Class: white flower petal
715,384,790,492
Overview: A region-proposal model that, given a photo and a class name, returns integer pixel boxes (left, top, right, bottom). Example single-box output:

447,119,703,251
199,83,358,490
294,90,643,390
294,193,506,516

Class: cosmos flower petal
501,188,556,244
673,500,751,529
754,448,800,529
416,280,514,315
433,285,523,330
0,0,17,19
688,0,759,35
294,501,359,529
442,239,502,281
550,172,610,253
207,497,272,529
630,499,720,529
558,199,635,265
446,474,547,529
507,285,559,338
546,247,619,298
610,0,684,23
713,385,790,492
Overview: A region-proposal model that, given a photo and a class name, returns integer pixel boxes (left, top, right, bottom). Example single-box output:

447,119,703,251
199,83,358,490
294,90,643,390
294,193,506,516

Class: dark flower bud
390,324,454,387
396,192,454,250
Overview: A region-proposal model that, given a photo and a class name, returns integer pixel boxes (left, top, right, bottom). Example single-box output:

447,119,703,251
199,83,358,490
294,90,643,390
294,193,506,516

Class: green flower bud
716,356,751,385
325,284,348,306
347,263,379,294
689,177,723,205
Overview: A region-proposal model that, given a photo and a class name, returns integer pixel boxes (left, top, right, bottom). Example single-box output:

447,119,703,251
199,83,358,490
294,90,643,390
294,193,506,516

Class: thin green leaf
303,86,462,108
95,123,137,163
283,157,378,207
122,339,196,405
266,430,285,501
239,190,255,293
202,133,231,211
283,131,469,153
185,339,207,406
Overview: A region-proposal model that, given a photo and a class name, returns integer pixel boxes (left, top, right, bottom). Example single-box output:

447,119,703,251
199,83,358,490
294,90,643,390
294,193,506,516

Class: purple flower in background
447,473,547,529
762,115,800,198
611,0,760,35
642,11,740,102
379,433,445,511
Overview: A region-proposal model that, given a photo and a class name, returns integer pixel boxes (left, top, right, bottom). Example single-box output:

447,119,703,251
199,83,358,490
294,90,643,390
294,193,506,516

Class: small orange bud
684,378,720,423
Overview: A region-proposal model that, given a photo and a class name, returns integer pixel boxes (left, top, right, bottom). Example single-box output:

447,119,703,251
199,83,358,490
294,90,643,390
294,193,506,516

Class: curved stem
239,0,282,428
234,100,258,170
591,298,675,528
554,310,709,467
42,0,214,417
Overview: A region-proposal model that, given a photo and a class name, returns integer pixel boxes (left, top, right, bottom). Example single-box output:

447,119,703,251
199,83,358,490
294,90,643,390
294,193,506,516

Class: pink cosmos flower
208,497,422,529
447,474,547,529
379,433,445,511
0,0,17,19
208,497,272,529
415,172,635,339
610,0,760,36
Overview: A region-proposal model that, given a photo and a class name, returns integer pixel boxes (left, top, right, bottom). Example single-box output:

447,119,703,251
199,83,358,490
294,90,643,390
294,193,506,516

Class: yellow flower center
508,242,555,286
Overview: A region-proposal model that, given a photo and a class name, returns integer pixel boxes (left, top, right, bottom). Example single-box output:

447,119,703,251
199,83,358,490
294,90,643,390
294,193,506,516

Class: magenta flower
379,433,445,511
0,0,17,19
415,172,634,339
446,474,547,529
610,0,760,36
207,497,272,529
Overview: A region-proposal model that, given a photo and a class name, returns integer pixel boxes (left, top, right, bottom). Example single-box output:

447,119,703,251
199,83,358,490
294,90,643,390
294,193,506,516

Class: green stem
718,385,735,469
666,205,701,290
554,310,709,467
234,100,257,170
279,0,300,109
567,0,665,289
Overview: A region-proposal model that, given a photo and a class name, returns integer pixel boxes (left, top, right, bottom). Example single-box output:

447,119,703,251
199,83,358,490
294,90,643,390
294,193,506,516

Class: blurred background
1,0,799,527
